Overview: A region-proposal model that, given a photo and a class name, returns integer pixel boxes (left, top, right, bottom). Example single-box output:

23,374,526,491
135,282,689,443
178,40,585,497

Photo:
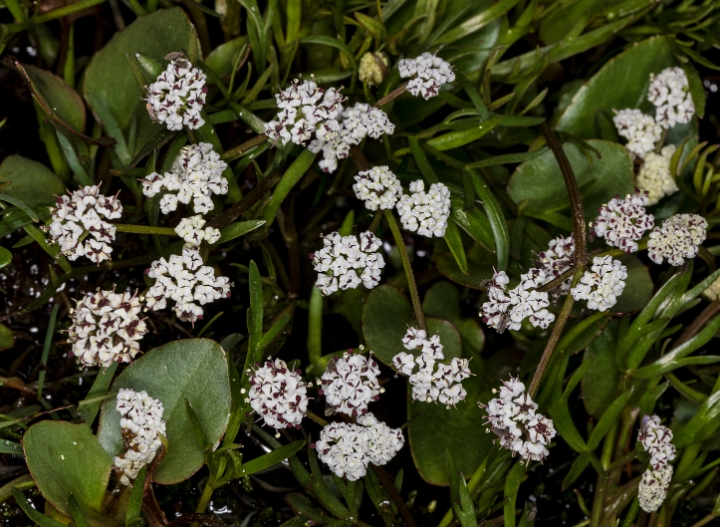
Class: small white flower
174,215,221,247
647,214,707,266
353,166,403,211
142,143,228,215
396,180,451,238
359,52,389,86
636,145,678,206
114,388,166,486
648,67,695,129
480,377,556,463
48,185,122,264
311,231,385,296
315,413,404,480
248,358,308,430
68,289,146,368
613,109,662,159
481,270,556,332
592,192,654,253
392,327,472,407
639,465,673,513
571,256,627,312
638,415,676,470
398,53,455,100
320,351,382,417
535,235,575,297
146,58,206,131
145,246,232,323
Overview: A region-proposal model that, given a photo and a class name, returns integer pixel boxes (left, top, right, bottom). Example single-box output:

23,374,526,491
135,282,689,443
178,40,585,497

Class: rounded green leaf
205,36,249,79
23,421,113,517
556,36,690,140
0,155,66,205
97,339,231,484
436,251,494,290
611,254,654,314
21,64,86,132
507,139,634,222
0,246,11,269
83,8,196,143
0,322,14,351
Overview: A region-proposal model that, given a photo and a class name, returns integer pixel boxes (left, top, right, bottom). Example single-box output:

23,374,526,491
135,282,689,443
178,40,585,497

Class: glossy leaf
581,320,621,418
443,220,468,274
239,440,305,477
0,247,11,270
97,339,231,484
214,220,266,245
23,422,112,517
0,155,66,206
205,36,249,79
507,139,634,222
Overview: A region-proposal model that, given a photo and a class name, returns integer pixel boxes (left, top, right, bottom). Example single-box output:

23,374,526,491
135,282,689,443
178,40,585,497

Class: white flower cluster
398,52,455,99
481,270,556,332
481,377,556,463
352,166,403,211
264,79,394,173
114,388,166,486
319,351,382,417
391,327,472,407
647,214,707,266
308,102,396,173
648,67,695,129
145,247,232,323
48,185,122,264
174,215,221,247
592,192,655,253
142,143,228,214
613,109,662,159
315,413,404,481
247,358,308,430
639,466,673,514
637,145,678,206
146,58,206,131
535,235,575,297
68,289,146,369
396,180,451,237
311,231,385,296
571,256,627,312
637,415,676,513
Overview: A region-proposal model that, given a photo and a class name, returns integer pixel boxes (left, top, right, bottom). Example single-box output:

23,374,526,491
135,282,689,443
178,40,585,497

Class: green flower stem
114,224,176,235
306,409,329,427
371,464,419,527
384,209,426,331
368,211,383,233
374,81,408,108
221,134,268,161
195,478,216,515
528,269,583,399
208,168,283,229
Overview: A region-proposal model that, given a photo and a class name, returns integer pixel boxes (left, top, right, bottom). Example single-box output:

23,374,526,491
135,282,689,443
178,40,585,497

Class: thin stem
371,464,418,527
384,209,426,331
349,145,371,171
374,81,408,108
539,123,586,264
528,269,582,398
114,224,176,236
194,479,215,514
672,300,720,349
221,134,268,161
368,212,383,233
537,263,581,293
306,410,329,426
689,513,719,527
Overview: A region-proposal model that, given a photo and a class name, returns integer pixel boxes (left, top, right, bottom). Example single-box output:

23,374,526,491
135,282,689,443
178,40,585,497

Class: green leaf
67,494,90,527
507,139,634,222
97,339,231,484
581,320,621,418
426,116,501,151
468,170,509,271
0,155,66,206
299,35,357,71
453,474,476,527
214,220,266,245
125,466,146,526
443,220,468,274
436,250,493,290
11,488,68,527
248,260,264,351
239,440,305,477
23,421,112,516
466,148,548,169
503,462,526,527
587,388,633,451
205,37,249,79
450,196,495,252
556,36,690,140
611,254,654,313
0,247,11,270
83,8,195,147
262,149,316,225
78,363,118,426
563,453,590,490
